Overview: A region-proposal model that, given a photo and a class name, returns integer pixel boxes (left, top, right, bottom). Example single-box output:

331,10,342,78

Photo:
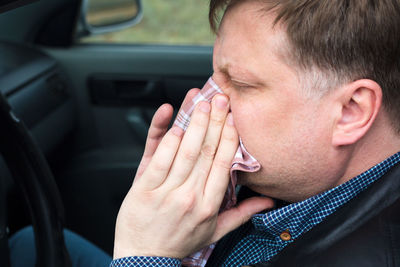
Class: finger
163,101,211,189
136,126,184,190
187,94,230,188
136,88,200,179
204,113,238,204
136,104,174,179
175,88,201,117
211,197,275,243
144,88,199,158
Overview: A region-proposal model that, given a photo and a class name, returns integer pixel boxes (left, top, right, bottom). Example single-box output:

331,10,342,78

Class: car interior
0,0,213,265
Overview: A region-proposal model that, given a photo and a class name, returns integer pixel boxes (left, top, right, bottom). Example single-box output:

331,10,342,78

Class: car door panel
0,0,214,260
43,44,213,253
45,45,213,147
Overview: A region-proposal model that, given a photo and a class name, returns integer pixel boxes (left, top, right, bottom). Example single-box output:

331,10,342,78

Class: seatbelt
0,91,71,267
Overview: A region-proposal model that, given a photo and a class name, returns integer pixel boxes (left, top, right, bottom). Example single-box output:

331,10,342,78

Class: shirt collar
251,151,400,240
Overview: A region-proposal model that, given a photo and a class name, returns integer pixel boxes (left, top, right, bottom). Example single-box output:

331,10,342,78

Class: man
111,0,400,266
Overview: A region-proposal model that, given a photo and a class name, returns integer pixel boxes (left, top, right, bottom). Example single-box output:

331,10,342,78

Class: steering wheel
0,92,71,267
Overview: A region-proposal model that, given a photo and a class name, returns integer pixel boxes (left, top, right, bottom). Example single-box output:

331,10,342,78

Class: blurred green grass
81,0,216,45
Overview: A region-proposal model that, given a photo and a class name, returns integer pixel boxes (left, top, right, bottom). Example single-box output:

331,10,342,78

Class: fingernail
199,101,211,113
227,113,234,126
215,95,228,110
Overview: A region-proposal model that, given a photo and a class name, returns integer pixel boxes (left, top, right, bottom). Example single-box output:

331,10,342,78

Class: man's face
212,1,345,202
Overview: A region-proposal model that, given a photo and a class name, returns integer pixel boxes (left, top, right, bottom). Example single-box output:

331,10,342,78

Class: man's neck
337,112,400,186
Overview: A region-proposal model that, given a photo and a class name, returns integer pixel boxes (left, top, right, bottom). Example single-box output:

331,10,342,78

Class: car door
42,0,215,254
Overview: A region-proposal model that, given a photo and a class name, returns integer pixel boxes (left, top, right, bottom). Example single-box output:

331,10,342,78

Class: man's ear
332,79,382,146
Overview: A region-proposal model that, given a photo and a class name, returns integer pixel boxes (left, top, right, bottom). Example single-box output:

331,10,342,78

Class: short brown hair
209,0,400,132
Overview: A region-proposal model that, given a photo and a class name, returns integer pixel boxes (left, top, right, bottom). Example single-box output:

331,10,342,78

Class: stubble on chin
236,171,262,189
236,170,280,199
236,171,248,186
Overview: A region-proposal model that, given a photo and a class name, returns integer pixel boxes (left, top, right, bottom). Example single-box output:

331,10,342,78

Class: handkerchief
175,77,261,267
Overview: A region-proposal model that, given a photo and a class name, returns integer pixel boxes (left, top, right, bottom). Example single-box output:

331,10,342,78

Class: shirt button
280,229,291,241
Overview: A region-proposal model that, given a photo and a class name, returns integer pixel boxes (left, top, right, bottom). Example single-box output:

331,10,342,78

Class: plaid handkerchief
174,77,261,267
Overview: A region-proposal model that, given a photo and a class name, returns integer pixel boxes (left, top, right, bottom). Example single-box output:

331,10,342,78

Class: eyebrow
218,64,231,77
218,64,265,86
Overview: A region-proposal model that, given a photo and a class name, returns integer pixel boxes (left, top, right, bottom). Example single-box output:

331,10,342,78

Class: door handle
114,80,157,99
89,76,164,106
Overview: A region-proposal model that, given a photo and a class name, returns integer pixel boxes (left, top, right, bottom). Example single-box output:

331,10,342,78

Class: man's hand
113,90,274,260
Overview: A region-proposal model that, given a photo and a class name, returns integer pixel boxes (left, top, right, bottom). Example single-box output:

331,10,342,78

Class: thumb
212,197,275,243
135,104,173,179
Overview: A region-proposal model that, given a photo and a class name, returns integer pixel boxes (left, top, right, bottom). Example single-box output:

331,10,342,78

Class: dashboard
0,41,75,156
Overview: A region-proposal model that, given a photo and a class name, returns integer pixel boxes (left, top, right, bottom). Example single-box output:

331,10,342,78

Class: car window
80,0,215,46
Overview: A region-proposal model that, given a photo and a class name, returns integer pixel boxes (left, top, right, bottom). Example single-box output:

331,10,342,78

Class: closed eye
231,81,255,90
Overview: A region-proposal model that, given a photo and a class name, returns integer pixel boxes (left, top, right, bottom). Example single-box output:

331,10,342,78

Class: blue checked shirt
110,152,400,267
